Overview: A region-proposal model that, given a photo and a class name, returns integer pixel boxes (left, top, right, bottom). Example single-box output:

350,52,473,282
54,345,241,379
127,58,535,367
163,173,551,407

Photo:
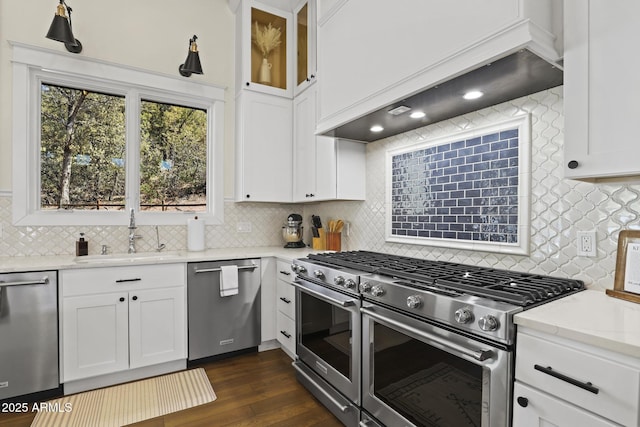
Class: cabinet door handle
115,278,141,283
516,396,528,408
132,295,138,301
119,297,125,302
280,330,291,339
534,364,599,394
279,297,291,304
567,160,579,169
279,270,291,276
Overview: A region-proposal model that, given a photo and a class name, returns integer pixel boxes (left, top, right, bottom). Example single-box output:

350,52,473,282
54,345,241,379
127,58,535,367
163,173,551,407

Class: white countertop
0,246,321,273
514,289,640,358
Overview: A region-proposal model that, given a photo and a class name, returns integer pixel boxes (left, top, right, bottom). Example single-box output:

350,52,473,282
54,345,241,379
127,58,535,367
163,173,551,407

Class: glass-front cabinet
294,0,316,95
238,1,293,97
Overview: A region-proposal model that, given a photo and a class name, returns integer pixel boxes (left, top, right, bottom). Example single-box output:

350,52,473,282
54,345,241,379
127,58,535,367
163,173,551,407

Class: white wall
0,0,237,197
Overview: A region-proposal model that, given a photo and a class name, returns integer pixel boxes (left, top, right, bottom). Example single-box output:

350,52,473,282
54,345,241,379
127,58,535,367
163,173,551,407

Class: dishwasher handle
194,264,258,274
0,277,49,287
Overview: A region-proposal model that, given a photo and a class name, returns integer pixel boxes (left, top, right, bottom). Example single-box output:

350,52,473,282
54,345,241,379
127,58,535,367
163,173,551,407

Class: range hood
321,49,563,143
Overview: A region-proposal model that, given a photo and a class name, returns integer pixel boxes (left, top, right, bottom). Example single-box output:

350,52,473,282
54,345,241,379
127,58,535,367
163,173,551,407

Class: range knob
454,308,474,324
360,282,372,293
344,279,356,289
371,285,385,297
291,264,306,274
334,276,345,286
478,315,499,332
406,295,422,309
314,270,325,280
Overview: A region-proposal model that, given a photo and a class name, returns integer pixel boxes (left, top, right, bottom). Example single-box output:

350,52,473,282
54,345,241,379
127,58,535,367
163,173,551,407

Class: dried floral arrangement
252,21,282,58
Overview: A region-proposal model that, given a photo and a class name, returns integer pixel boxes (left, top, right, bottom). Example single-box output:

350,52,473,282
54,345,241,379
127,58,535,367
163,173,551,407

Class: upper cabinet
236,0,294,98
315,0,563,138
293,0,317,96
564,0,640,179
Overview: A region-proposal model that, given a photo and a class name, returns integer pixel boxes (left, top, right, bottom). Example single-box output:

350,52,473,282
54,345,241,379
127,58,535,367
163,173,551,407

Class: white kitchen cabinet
293,0,316,96
275,259,296,358
564,0,640,179
293,83,366,202
513,382,619,427
235,90,293,202
260,257,277,344
316,0,562,135
62,292,129,381
235,0,293,98
514,328,640,427
60,264,186,383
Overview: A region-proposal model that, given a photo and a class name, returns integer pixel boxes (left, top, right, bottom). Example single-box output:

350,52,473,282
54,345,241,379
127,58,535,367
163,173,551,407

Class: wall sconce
46,0,82,54
179,35,204,77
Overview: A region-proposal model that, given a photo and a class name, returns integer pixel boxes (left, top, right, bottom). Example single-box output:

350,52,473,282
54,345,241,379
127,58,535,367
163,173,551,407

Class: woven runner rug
31,368,216,427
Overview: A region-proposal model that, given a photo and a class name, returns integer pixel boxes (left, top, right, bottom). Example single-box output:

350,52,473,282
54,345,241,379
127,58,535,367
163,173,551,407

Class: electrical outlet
236,222,252,233
345,222,351,237
577,231,597,257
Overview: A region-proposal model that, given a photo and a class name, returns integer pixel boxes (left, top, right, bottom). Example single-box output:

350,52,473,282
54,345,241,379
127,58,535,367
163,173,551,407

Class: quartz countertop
514,289,640,358
0,246,321,273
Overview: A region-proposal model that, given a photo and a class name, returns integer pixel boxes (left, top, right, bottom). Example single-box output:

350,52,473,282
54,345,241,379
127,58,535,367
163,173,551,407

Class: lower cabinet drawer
516,332,639,426
276,311,295,355
276,280,295,319
513,382,620,427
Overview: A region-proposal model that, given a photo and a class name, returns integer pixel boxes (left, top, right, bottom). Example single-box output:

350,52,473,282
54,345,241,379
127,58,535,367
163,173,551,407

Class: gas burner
307,250,584,307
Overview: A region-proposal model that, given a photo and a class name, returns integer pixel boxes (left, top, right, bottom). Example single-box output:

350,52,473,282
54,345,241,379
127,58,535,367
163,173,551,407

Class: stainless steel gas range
290,251,584,427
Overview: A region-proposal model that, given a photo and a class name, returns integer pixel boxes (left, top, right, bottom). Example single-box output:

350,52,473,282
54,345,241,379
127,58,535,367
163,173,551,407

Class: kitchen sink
74,251,184,264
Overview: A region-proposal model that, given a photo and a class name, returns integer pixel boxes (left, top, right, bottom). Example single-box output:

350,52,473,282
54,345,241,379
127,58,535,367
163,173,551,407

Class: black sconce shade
179,35,203,77
46,1,82,54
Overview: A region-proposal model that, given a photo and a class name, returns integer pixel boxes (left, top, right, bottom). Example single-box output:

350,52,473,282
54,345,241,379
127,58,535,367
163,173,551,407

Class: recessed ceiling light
463,90,484,100
410,111,426,119
370,125,384,132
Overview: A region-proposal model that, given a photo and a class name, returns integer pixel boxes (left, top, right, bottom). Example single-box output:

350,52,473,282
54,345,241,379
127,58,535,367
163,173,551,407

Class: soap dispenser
76,233,88,256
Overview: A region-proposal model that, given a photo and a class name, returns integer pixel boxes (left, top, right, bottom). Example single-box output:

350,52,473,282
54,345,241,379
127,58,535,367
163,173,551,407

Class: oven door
361,303,512,427
293,278,361,405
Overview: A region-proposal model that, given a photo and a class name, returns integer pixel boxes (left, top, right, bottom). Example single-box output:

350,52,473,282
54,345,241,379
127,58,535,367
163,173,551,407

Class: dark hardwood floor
0,349,343,427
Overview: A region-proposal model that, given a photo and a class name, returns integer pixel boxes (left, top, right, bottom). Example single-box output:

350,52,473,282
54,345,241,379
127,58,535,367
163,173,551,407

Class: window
12,43,224,226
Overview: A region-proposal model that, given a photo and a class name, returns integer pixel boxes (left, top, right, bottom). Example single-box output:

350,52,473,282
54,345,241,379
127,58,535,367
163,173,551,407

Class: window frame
11,42,225,226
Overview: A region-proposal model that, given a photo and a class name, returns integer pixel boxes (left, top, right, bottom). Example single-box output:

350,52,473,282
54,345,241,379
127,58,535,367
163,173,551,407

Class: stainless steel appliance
187,259,261,362
0,271,60,401
291,260,362,426
291,251,584,427
282,213,305,248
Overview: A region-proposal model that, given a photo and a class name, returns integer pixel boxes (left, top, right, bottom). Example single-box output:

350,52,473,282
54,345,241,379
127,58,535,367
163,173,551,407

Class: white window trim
11,42,225,226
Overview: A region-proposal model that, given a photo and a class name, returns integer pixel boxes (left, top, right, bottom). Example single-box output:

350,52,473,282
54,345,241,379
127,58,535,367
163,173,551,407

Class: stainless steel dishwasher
187,259,261,362
0,271,59,401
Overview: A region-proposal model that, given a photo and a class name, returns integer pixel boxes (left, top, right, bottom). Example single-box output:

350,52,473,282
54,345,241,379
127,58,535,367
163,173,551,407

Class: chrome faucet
128,208,142,253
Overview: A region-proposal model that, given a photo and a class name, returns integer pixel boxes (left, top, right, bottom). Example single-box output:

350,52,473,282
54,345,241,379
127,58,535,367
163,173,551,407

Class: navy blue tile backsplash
390,127,520,244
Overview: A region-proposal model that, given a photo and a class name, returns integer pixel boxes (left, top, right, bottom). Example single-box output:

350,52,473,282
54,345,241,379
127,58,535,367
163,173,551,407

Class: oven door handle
361,306,494,362
292,280,357,307
292,362,350,413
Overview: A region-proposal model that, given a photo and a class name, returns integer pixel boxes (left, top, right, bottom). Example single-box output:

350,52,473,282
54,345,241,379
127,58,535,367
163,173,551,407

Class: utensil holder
312,228,326,250
327,232,341,251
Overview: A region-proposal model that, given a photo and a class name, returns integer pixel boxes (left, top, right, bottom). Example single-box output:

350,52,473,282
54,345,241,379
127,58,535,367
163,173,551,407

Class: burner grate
307,251,584,306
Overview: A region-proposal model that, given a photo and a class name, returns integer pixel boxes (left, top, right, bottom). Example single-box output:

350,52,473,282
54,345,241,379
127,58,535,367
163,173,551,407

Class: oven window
299,292,352,379
372,322,483,427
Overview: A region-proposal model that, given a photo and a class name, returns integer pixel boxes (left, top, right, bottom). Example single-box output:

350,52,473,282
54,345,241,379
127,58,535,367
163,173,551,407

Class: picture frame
606,229,640,304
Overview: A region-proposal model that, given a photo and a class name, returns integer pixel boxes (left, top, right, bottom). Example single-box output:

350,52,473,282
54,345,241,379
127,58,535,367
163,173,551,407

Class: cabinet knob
132,295,138,301
246,194,250,199
516,396,529,408
119,297,125,302
306,77,310,82
246,82,250,87
567,160,579,169
310,74,315,79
